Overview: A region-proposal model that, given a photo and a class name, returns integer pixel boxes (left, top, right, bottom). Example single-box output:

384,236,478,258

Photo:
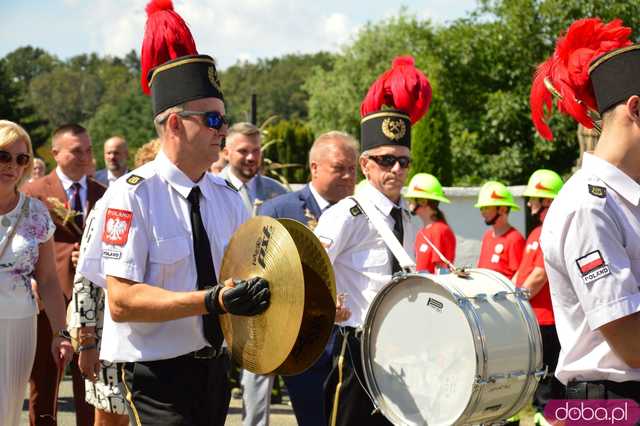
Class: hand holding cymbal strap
205,278,270,316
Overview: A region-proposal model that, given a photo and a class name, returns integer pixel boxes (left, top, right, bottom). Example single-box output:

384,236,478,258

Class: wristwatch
56,329,72,341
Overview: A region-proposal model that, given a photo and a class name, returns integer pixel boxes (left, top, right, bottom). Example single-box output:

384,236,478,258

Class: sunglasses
0,150,31,166
367,154,411,169
177,110,229,130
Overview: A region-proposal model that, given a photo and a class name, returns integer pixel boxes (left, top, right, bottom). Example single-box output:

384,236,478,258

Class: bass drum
361,269,543,426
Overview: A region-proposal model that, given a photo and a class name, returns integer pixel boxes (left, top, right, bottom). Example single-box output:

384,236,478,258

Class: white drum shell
361,269,543,426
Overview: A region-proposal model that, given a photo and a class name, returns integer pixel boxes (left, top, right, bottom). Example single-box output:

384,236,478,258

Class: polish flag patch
103,208,133,246
575,250,610,284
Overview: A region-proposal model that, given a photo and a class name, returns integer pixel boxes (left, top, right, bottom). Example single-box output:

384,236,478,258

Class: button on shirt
314,183,421,328
77,151,248,362
541,153,640,384
56,168,88,215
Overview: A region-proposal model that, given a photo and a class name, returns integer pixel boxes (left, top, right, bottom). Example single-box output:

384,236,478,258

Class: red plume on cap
360,56,432,124
530,18,632,140
140,0,198,95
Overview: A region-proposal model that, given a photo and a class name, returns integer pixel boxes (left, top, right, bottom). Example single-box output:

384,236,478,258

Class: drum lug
534,366,548,380
515,288,530,300
469,293,488,303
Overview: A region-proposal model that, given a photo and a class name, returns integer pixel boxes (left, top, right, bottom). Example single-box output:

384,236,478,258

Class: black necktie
390,207,404,274
187,186,222,348
70,182,84,230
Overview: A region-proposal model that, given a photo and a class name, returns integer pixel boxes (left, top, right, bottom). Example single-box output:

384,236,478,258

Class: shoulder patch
350,204,363,217
588,184,606,198
224,179,239,192
126,175,144,186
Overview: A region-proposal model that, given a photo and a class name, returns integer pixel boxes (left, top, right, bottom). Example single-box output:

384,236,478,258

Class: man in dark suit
95,136,128,187
259,131,358,426
23,124,106,426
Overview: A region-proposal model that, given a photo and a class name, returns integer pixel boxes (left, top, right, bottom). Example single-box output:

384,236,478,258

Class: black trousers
323,327,392,426
533,324,565,412
120,351,231,426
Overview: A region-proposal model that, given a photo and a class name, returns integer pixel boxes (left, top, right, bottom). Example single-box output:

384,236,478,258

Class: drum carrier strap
350,195,415,273
351,195,468,276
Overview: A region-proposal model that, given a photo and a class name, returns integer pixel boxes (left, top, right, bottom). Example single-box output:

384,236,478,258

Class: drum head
362,274,477,426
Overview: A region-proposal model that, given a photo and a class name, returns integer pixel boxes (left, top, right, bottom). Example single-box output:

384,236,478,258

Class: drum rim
466,268,544,422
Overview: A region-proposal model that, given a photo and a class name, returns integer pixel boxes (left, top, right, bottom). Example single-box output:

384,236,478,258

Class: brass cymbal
277,219,336,375
219,217,305,374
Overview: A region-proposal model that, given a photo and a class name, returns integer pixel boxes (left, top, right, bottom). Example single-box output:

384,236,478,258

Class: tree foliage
221,52,334,124
409,94,452,186
305,12,437,139
262,119,314,184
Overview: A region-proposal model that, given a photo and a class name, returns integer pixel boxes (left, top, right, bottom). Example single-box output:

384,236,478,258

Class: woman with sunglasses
0,120,73,426
405,173,456,274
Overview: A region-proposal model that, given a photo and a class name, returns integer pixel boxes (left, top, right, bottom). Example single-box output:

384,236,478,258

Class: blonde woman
0,120,73,426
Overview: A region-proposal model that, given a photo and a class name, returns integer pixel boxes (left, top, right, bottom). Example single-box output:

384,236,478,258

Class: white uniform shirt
77,151,248,362
541,153,640,384
314,183,421,328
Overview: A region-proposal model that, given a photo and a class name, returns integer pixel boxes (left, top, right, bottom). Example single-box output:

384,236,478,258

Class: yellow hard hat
475,181,519,210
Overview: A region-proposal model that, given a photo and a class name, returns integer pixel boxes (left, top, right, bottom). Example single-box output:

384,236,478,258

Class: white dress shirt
541,153,640,384
56,167,88,214
308,182,331,212
77,150,248,362
314,183,420,328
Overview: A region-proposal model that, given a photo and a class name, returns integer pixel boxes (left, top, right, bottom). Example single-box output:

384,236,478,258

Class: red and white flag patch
575,250,610,284
103,208,133,246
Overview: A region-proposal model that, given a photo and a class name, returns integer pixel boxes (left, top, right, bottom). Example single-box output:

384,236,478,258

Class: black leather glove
205,277,270,316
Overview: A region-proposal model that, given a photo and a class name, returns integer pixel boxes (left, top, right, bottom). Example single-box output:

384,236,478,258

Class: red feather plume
140,0,198,95
530,18,632,140
360,56,432,124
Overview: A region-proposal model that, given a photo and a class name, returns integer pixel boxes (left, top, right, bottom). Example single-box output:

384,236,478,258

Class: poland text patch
576,250,610,284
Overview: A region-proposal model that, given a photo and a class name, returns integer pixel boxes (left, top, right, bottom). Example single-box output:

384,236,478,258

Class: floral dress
67,206,127,415
0,193,55,320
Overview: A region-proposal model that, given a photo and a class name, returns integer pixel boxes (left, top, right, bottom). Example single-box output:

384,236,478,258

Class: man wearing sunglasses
76,3,270,425
22,123,105,426
315,56,430,426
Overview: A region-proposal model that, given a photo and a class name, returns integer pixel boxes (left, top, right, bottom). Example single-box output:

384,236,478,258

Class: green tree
262,119,314,184
409,94,452,185
87,80,156,169
221,52,334,124
305,12,437,139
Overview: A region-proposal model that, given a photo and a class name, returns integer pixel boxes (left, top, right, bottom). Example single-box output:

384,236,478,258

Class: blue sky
2,0,478,69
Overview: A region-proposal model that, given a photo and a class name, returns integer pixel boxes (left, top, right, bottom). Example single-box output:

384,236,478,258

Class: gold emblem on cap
382,117,407,141
208,66,222,91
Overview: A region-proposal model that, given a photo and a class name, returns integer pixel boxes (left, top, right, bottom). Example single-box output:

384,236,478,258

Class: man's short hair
309,131,359,165
226,122,261,143
52,123,87,142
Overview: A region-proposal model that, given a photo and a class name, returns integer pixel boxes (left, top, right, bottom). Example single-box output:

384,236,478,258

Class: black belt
184,346,227,360
567,380,640,401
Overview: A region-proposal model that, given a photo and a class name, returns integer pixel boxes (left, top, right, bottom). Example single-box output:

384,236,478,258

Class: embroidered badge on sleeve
576,250,611,285
102,208,133,246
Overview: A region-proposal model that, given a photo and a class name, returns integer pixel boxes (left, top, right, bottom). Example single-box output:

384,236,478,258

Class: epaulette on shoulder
587,184,607,199
224,179,239,192
126,175,145,186
349,203,363,217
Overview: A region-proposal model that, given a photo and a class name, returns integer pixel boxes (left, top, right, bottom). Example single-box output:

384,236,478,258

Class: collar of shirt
226,167,258,193
582,152,640,206
154,150,205,200
308,182,331,211
360,180,409,217
107,169,127,183
55,167,87,191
